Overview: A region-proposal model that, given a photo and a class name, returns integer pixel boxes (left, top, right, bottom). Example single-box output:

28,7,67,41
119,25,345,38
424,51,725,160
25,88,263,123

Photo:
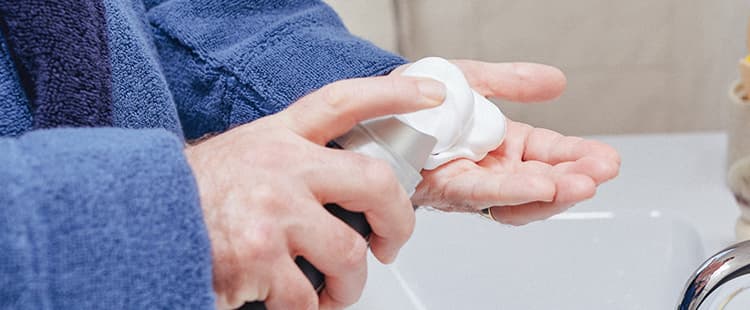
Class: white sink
351,133,740,309
352,209,704,309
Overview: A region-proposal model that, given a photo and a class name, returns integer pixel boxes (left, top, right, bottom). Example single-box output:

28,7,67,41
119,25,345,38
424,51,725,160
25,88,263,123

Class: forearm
0,128,214,309
147,0,407,139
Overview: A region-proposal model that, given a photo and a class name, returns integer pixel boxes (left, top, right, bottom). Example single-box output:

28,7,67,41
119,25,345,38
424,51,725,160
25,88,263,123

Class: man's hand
185,76,446,309
403,60,621,225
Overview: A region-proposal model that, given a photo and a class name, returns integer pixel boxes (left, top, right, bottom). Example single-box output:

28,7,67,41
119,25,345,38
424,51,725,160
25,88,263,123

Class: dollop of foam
398,57,506,170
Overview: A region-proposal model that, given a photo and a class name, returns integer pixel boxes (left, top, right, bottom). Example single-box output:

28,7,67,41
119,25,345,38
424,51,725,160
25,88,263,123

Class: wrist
184,145,213,208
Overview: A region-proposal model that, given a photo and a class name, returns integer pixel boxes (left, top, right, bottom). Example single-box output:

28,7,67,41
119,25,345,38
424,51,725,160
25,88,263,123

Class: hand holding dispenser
240,57,506,309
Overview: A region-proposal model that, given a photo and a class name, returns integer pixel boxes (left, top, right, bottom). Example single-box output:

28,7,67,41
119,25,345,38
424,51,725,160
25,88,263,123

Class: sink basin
352,209,704,309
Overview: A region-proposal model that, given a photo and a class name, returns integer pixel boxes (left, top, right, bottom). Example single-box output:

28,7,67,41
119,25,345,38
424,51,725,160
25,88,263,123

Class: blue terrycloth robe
0,0,114,128
0,0,406,308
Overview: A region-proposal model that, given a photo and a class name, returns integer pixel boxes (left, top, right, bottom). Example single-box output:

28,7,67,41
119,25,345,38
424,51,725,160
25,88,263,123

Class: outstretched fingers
520,126,621,184
451,60,567,102
489,173,596,225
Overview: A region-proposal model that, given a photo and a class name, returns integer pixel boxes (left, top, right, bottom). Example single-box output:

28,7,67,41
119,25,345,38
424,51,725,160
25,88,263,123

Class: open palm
397,60,621,225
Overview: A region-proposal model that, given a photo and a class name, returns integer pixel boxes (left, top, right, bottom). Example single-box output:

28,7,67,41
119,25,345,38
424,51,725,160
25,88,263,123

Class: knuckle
277,272,318,309
320,82,346,110
250,184,281,208
287,288,318,310
341,234,367,270
299,293,318,310
318,81,358,128
362,158,397,190
242,221,283,262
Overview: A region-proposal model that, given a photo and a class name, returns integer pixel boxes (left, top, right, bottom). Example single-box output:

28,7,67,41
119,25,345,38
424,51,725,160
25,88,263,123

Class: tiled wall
327,0,750,135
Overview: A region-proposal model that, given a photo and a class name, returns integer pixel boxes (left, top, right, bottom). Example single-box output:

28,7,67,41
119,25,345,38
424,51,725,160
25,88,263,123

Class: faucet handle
678,240,750,309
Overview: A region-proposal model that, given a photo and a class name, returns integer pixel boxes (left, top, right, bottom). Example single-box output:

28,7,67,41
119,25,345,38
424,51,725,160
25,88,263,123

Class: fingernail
416,78,446,106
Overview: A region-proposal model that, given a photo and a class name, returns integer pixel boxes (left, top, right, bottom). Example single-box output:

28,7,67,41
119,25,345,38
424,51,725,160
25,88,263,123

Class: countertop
575,131,737,253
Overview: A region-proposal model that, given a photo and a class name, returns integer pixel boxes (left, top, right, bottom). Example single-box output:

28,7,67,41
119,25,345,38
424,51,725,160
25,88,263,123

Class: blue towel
0,0,112,128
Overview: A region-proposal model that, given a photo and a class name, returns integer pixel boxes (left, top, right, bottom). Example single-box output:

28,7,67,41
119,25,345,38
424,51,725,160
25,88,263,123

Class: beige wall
327,0,750,136
324,0,399,53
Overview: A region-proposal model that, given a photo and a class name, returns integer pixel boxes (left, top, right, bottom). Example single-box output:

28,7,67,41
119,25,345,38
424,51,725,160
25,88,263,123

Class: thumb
278,75,446,145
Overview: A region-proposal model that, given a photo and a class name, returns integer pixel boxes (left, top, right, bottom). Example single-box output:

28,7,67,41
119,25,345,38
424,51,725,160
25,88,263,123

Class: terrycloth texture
148,0,407,139
0,0,113,128
0,0,407,308
0,34,30,136
0,128,213,309
0,0,408,139
104,0,184,136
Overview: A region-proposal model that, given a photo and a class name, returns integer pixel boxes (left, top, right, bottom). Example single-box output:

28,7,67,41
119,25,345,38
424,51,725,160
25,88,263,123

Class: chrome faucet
678,240,750,309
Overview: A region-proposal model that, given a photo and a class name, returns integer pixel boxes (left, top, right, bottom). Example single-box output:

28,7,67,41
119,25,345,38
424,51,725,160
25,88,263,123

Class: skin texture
404,60,621,225
188,60,621,310
185,76,447,310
